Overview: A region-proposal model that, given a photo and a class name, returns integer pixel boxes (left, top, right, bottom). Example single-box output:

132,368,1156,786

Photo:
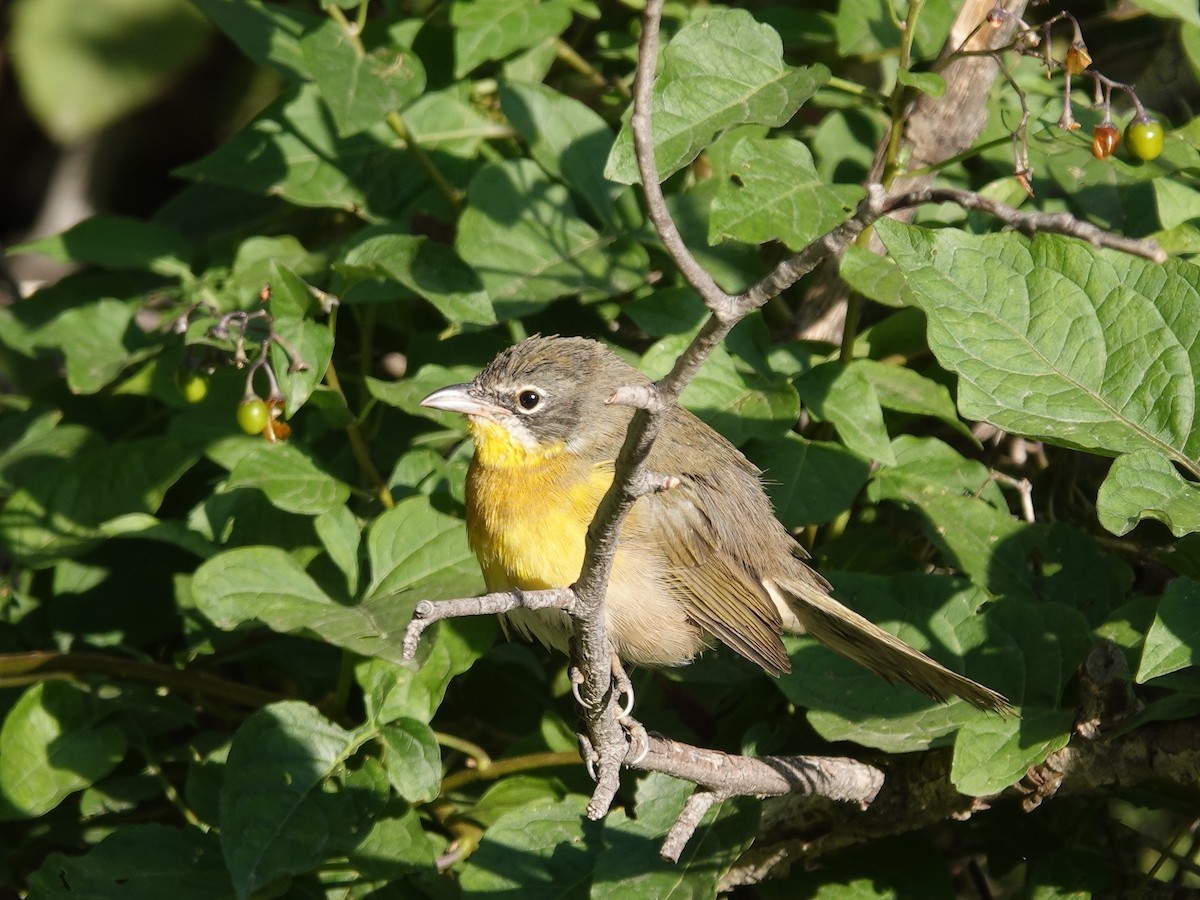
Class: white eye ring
517,389,541,411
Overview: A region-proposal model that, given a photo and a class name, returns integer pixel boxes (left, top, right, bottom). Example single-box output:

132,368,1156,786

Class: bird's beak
420,384,506,421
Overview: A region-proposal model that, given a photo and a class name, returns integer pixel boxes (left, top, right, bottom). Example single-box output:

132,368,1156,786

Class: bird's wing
637,472,792,675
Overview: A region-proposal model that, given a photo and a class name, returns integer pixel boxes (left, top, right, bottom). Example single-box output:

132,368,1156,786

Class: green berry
237,398,269,435
1125,119,1164,161
175,369,209,404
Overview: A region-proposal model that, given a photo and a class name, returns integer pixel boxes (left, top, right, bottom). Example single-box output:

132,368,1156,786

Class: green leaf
896,68,946,98
267,290,335,419
500,81,627,230
10,0,210,142
855,359,976,442
592,773,759,899
339,231,495,326
346,806,440,882
840,245,911,308
379,719,441,802
12,216,192,277
623,287,707,337
835,0,955,58
193,546,419,666
987,602,1091,706
878,222,1200,476
451,0,574,78
794,361,896,464
643,337,800,443
1132,0,1200,25
315,504,361,597
456,159,648,318
709,136,853,250
872,452,1029,598
368,361,481,429
26,825,232,898
1153,175,1200,230
458,795,599,896
1097,449,1200,537
219,702,360,898
300,17,425,136
467,776,568,828
53,298,156,395
177,83,425,221
951,708,1073,796
224,443,351,515
0,682,126,820
190,0,316,79
366,495,483,603
1137,577,1200,682
778,573,1023,752
359,618,496,725
607,9,829,184
0,435,198,566
871,435,1005,507
748,433,871,527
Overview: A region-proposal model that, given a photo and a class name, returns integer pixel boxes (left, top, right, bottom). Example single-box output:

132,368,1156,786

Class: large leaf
643,336,799,443
1137,577,1200,682
0,435,198,566
190,0,316,79
451,0,574,78
338,230,495,326
299,17,425,136
709,136,853,250
365,494,483,602
794,360,895,464
951,708,1074,797
0,682,126,820
748,433,871,527
177,83,425,221
456,159,648,318
592,773,759,899
458,795,600,896
193,546,417,666
878,222,1200,471
607,9,829,184
219,702,362,898
224,442,351,515
12,216,192,278
26,825,232,898
357,617,495,725
500,81,629,231
1096,449,1200,537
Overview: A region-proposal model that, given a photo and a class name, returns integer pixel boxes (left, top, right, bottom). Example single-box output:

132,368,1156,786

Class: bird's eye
517,389,541,411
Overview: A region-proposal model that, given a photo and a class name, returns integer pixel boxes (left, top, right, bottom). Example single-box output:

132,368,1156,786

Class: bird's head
420,335,642,467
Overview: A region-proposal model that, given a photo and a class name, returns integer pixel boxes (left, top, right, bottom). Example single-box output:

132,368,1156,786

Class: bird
421,335,1013,714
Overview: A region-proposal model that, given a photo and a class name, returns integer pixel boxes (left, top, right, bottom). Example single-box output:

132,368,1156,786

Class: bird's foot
620,714,650,766
569,653,635,718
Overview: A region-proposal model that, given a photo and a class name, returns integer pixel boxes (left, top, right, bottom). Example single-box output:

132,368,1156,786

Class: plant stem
439,751,581,793
324,356,395,510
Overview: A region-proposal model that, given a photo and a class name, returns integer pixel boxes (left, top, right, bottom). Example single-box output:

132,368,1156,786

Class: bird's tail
770,577,1016,716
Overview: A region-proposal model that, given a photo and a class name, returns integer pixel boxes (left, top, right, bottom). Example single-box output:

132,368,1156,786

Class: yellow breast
465,419,611,591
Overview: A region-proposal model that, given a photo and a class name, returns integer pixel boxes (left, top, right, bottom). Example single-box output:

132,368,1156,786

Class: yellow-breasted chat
422,335,1013,714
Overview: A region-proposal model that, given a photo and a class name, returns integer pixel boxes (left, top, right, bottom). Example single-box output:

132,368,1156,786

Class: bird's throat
465,447,611,592
467,417,564,469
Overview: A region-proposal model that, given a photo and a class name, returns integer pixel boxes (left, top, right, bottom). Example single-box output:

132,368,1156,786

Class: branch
881,187,1167,262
